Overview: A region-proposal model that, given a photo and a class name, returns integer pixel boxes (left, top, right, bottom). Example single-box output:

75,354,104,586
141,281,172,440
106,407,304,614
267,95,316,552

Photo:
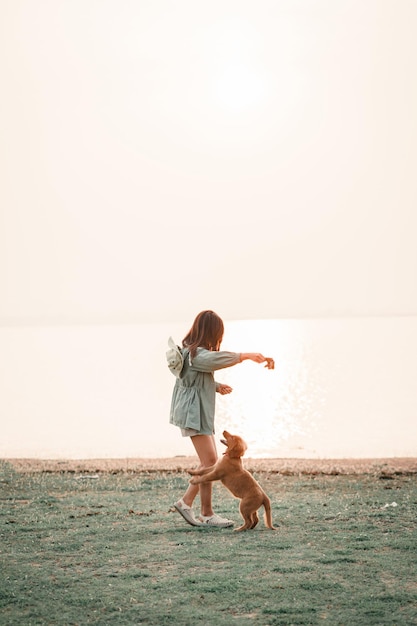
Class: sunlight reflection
218,320,326,457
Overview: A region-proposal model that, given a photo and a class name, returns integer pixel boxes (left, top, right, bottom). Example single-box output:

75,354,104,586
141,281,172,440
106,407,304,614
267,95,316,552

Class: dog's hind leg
234,504,257,531
249,511,259,529
234,521,251,532
263,496,277,530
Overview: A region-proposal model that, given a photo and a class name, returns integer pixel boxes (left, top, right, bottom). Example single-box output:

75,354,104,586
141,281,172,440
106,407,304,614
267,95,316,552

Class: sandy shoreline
3,457,417,476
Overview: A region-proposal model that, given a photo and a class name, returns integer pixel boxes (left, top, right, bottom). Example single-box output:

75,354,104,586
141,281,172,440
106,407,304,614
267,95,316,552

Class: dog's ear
228,435,247,458
236,437,248,456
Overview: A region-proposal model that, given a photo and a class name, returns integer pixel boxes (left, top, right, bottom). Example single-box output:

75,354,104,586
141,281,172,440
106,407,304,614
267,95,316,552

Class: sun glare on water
218,320,320,457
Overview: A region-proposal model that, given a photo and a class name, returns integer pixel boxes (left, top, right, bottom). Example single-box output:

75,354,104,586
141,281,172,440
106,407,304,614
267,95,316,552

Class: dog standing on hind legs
188,431,277,532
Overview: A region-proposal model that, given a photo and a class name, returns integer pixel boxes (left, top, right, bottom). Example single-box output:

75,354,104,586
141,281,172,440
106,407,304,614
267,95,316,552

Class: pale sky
1,0,416,324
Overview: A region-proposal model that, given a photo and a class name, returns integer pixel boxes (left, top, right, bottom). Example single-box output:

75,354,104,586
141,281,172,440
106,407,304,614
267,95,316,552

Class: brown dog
188,431,276,532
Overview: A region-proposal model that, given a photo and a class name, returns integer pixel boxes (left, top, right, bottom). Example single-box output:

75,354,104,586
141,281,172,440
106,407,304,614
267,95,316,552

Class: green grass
1,462,416,625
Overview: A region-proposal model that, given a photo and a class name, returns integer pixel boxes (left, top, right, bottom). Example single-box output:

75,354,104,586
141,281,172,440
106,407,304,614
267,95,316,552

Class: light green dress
169,346,241,435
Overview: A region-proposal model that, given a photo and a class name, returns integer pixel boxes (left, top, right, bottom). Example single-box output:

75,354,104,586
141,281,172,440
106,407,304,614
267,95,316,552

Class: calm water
1,317,416,459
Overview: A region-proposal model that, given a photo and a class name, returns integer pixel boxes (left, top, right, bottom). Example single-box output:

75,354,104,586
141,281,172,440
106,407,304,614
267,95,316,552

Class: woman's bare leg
181,434,218,517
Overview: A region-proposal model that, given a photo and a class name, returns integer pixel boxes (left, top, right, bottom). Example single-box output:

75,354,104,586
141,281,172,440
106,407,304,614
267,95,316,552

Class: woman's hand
216,384,233,395
241,353,275,369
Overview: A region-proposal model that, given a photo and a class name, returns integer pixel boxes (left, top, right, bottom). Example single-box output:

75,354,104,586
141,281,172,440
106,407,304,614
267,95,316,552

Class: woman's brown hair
183,310,224,358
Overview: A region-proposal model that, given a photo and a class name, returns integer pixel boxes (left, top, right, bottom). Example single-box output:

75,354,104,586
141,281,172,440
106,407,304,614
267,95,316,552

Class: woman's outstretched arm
240,353,275,369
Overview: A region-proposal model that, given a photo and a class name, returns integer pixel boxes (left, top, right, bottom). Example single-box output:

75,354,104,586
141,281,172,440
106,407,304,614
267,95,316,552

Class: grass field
1,461,416,625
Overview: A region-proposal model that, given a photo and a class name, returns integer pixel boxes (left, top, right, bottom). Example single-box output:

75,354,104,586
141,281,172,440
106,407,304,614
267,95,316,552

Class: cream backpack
166,337,184,377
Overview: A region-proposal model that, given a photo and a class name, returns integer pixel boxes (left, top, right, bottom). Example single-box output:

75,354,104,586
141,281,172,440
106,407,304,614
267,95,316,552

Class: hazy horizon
2,316,416,460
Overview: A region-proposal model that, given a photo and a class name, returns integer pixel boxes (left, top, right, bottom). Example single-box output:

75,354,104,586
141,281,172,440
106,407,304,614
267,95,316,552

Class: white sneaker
198,513,234,528
173,499,202,526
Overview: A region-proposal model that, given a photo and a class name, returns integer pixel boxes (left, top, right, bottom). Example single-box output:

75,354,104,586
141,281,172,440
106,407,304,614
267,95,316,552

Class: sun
213,62,268,112
202,19,269,114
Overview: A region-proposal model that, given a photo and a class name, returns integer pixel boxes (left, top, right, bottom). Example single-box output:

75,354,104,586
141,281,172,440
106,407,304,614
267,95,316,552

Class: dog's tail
263,496,277,530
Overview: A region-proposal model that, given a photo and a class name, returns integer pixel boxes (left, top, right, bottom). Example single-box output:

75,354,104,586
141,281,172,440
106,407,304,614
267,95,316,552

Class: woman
169,310,274,528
